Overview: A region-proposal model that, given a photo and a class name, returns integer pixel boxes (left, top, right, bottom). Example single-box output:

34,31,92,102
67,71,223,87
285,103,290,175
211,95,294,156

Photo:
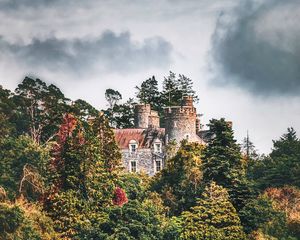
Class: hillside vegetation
1,76,300,239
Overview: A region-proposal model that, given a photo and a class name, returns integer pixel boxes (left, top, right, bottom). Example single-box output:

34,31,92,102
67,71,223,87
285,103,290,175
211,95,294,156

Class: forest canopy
1,75,300,239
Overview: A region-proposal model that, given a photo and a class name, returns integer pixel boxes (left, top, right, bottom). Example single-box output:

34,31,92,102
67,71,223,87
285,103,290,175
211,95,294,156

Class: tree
254,128,300,189
0,86,17,137
105,88,122,109
202,118,253,210
162,71,199,107
13,77,69,144
177,74,199,103
104,97,136,128
241,132,259,161
239,195,284,235
180,182,246,240
162,71,183,107
71,99,99,120
0,135,50,200
45,113,126,238
152,141,204,216
0,200,58,239
136,76,161,111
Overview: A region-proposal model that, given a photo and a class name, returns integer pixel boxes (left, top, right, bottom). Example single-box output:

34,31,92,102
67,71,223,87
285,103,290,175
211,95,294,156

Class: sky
0,0,300,154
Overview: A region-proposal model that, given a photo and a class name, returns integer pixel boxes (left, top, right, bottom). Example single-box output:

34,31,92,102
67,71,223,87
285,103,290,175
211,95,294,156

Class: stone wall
134,104,151,128
121,148,164,176
164,105,198,143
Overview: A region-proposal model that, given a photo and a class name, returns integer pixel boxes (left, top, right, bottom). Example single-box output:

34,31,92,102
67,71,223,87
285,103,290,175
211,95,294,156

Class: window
130,161,137,173
154,143,162,153
185,134,190,140
155,160,162,172
130,144,137,153
129,140,138,154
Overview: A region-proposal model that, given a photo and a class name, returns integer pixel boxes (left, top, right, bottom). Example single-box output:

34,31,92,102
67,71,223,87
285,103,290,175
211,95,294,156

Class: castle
114,96,208,175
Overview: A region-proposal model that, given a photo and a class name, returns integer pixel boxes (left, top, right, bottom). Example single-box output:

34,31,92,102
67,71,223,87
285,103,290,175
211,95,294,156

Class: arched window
129,140,138,154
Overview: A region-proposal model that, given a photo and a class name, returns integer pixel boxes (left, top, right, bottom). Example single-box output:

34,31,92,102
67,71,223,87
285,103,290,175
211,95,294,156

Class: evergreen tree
136,76,161,111
152,141,204,216
162,71,199,107
202,118,252,210
177,74,199,103
180,182,246,240
162,71,183,107
254,128,300,189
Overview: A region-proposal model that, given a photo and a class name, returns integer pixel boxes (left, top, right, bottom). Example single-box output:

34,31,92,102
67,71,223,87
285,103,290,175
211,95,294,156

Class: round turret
148,110,160,128
164,105,197,143
134,104,151,128
182,96,193,107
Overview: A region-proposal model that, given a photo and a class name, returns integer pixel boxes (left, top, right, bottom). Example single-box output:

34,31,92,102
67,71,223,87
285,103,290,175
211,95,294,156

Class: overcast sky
1,0,300,154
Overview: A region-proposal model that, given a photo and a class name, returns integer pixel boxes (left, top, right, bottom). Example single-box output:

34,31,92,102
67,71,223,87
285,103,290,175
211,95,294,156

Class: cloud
211,0,300,96
0,31,173,76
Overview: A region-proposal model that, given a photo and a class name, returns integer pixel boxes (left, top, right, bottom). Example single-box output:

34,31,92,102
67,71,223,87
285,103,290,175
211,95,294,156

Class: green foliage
152,140,203,215
13,77,69,144
180,182,246,240
104,97,136,128
250,128,300,190
203,118,253,210
136,76,162,112
239,196,282,234
71,99,99,120
0,201,58,240
0,135,50,199
162,71,199,107
105,88,122,109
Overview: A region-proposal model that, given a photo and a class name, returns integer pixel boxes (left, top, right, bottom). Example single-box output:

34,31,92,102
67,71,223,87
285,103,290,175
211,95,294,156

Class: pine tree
178,74,199,103
180,182,246,240
258,128,300,188
162,71,182,107
136,76,161,111
202,118,252,210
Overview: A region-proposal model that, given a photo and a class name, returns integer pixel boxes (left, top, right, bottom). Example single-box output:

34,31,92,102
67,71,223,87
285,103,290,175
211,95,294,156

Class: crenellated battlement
164,106,196,117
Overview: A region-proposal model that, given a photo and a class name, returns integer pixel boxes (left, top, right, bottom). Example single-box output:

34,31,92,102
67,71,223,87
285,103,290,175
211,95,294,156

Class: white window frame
154,142,162,153
129,140,138,154
155,159,162,173
130,160,137,173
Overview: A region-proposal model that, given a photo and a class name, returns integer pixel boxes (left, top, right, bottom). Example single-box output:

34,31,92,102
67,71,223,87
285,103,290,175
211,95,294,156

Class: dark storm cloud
0,31,172,75
0,0,63,9
211,0,300,96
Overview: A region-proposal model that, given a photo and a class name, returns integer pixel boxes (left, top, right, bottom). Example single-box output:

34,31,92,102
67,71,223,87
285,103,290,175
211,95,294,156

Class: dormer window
129,140,138,154
154,142,162,153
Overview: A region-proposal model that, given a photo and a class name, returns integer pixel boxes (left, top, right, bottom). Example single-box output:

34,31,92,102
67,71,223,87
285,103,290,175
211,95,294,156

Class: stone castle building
114,96,207,175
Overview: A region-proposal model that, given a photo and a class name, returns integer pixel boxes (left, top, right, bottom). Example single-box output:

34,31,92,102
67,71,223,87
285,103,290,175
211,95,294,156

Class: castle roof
114,128,165,149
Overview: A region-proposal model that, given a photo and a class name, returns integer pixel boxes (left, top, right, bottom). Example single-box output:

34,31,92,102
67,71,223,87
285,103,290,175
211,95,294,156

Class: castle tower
134,104,151,128
165,96,199,143
148,110,160,128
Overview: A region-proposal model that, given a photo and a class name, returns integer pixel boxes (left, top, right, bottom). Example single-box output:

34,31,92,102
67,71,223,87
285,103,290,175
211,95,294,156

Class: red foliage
112,187,128,206
49,114,78,191
58,113,77,144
